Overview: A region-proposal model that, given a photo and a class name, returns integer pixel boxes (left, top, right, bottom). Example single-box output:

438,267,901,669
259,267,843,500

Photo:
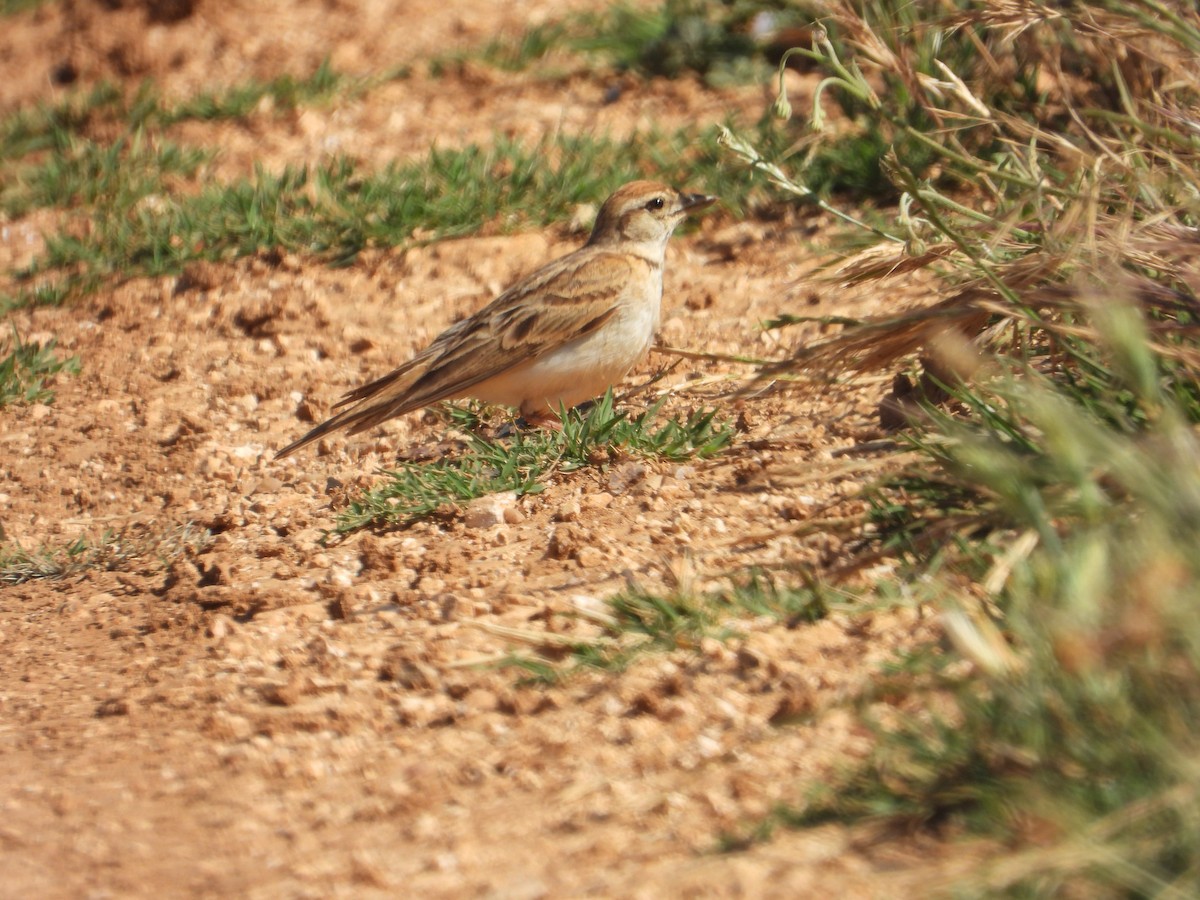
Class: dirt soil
1,2,986,896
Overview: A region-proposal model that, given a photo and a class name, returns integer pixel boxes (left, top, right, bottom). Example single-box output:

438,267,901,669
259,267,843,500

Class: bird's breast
471,281,662,414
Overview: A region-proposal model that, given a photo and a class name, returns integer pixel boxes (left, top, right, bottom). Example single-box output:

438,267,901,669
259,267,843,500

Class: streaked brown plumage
276,180,715,458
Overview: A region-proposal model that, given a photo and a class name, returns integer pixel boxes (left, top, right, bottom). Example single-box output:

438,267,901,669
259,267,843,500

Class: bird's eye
645,197,665,211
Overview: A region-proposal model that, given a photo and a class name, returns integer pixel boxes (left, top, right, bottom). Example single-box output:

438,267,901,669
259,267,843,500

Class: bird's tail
275,406,363,459
274,363,424,459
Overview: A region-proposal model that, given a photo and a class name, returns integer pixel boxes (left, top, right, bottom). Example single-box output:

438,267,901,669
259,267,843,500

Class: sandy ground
0,2,981,896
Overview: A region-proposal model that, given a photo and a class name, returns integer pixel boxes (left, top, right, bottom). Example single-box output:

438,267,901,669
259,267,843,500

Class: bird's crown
587,180,715,247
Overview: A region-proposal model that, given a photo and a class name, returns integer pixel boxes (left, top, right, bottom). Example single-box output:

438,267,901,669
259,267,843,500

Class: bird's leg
518,405,564,431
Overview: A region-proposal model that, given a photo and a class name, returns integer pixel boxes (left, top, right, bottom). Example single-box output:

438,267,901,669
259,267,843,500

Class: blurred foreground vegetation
716,2,1200,895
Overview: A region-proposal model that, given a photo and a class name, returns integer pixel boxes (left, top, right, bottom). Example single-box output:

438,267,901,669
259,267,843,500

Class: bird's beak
680,192,718,212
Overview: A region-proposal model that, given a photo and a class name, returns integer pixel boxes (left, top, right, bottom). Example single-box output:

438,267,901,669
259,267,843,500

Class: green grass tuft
432,23,571,75
1,61,350,166
432,1,796,86
2,131,209,218
335,390,733,534
784,344,1200,892
0,81,124,162
575,0,768,85
500,571,830,685
0,327,80,407
0,523,211,584
0,0,48,15
158,58,346,123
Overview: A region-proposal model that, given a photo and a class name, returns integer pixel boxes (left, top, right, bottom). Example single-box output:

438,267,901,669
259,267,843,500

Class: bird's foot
516,409,564,431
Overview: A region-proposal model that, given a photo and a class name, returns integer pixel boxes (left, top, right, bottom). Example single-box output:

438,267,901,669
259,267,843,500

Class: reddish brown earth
0,2,986,896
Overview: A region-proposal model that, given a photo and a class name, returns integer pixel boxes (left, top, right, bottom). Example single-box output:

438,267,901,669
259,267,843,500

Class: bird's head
587,180,717,249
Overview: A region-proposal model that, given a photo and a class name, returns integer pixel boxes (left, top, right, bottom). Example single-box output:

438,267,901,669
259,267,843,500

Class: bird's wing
342,249,634,417
274,250,634,458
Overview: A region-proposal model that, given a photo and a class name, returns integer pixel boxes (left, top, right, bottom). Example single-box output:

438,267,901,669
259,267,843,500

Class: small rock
555,498,581,522
260,677,312,707
546,523,585,561
207,614,237,640
736,646,763,672
417,575,446,595
380,643,443,689
607,462,646,494
463,688,499,712
694,732,723,759
295,399,318,423
254,602,329,627
582,491,614,510
396,694,457,727
158,424,184,446
769,684,817,725
326,565,356,588
252,475,283,494
60,591,115,619
203,711,255,742
464,491,518,529
95,696,131,718
576,546,604,568
567,594,611,621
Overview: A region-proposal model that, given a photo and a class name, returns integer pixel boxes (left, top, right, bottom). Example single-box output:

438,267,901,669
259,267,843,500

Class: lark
276,180,716,458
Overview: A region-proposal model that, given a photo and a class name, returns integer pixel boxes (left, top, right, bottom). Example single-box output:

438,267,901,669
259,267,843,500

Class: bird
276,180,716,458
